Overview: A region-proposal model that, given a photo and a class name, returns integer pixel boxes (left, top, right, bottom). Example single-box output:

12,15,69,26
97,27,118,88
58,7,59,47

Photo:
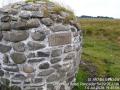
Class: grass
51,4,74,15
75,18,120,90
74,70,89,90
51,3,76,24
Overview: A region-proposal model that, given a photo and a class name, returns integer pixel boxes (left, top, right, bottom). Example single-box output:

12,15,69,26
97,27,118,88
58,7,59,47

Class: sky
0,0,120,18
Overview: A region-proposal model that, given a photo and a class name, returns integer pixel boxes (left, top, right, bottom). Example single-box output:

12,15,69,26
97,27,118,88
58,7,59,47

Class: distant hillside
74,18,120,90
79,15,114,19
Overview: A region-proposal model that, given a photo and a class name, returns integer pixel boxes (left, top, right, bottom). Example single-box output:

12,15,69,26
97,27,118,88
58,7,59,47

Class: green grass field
75,18,120,90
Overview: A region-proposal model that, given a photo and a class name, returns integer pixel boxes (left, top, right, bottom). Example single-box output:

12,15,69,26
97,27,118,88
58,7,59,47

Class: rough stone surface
64,53,75,61
66,76,74,83
37,52,50,57
11,81,21,84
0,85,9,90
11,53,26,64
0,22,11,31
12,21,27,30
13,42,25,52
50,14,63,22
70,26,77,32
50,58,61,64
10,85,21,90
3,66,19,72
64,45,73,53
38,87,43,90
31,31,46,41
39,62,50,69
60,85,65,90
23,64,34,73
28,58,45,63
27,41,45,50
52,64,62,70
0,1,81,90
2,8,18,15
41,18,53,26
12,19,40,30
26,88,36,90
34,78,42,83
0,44,11,53
22,4,39,11
51,49,62,57
0,78,10,86
38,69,55,76
27,53,36,58
0,31,3,40
1,16,11,22
51,24,69,32
19,11,31,19
0,69,4,76
12,74,26,80
26,19,40,28
47,74,59,82
47,84,56,90
1,15,11,22
3,31,29,42
31,11,44,18
3,54,10,63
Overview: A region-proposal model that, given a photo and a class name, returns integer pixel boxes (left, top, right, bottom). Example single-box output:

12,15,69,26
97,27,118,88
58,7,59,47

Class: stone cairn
0,1,82,90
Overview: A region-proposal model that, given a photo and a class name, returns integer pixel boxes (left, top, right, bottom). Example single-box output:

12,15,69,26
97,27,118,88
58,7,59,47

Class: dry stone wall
0,1,82,90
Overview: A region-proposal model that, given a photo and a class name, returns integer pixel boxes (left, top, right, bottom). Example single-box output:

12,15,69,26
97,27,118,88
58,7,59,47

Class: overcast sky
0,0,120,18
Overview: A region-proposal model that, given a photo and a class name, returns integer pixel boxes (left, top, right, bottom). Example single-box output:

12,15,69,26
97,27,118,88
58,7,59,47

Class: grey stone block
22,4,39,11
41,18,53,26
50,58,61,64
3,31,29,42
37,52,50,57
38,69,55,76
31,31,46,41
12,74,26,80
23,64,34,73
13,42,25,52
47,84,56,90
0,22,11,31
31,11,44,18
64,45,73,53
51,49,62,57
0,44,11,53
60,85,65,90
11,52,26,64
51,24,69,32
27,41,46,50
0,31,3,40
3,66,19,72
1,15,11,22
34,78,43,83
47,74,59,82
28,58,45,63
39,62,50,69
0,70,4,77
64,53,75,61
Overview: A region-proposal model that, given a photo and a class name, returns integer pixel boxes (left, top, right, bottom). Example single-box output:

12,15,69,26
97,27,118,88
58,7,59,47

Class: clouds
52,0,120,18
0,0,24,7
0,0,120,18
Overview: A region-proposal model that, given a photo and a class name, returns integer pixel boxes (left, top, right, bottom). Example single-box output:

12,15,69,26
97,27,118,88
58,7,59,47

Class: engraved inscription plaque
48,33,72,46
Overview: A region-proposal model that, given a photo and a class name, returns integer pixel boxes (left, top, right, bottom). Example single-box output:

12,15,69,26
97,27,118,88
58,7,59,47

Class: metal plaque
48,32,72,46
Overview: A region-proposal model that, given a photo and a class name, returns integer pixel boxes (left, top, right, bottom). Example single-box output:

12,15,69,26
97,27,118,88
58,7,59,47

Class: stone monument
0,0,82,90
